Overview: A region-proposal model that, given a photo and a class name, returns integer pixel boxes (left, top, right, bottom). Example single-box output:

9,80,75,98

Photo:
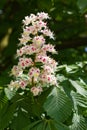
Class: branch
56,37,87,50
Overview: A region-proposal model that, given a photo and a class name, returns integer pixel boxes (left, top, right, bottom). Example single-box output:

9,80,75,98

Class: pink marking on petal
21,82,25,86
43,58,46,62
30,72,32,75
22,62,25,66
26,60,29,63
48,77,50,81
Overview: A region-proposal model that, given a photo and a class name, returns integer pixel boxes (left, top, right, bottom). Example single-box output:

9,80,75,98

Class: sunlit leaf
4,88,16,100
69,113,87,130
44,87,72,122
71,91,87,108
69,80,87,97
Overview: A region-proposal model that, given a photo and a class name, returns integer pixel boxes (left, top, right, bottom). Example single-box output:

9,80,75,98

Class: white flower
37,12,50,20
33,35,45,47
22,14,37,25
18,57,33,69
42,65,54,74
41,29,54,39
31,86,43,96
28,67,40,82
35,55,57,70
35,55,49,64
32,20,47,31
17,48,24,57
41,44,57,54
19,36,31,45
26,26,38,35
8,80,19,90
24,44,39,55
40,73,57,86
19,80,28,89
22,16,31,25
29,14,37,23
11,65,23,76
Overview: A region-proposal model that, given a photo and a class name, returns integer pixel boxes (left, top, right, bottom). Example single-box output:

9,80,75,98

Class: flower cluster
8,12,58,96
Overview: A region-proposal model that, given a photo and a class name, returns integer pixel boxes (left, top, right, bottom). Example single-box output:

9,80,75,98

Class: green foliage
4,88,16,100
70,113,87,130
57,62,87,130
44,87,72,122
0,90,8,111
77,0,87,13
23,119,69,130
0,62,87,130
0,91,16,130
10,108,30,130
0,0,87,130
0,0,6,9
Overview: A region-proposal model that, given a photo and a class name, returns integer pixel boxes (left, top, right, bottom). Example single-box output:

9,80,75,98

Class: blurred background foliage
0,0,87,93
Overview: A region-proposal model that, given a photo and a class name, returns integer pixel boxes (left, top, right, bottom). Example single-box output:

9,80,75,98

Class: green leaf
0,90,8,111
69,80,87,97
23,119,69,130
37,0,52,11
4,88,16,100
50,120,69,130
0,0,6,9
71,91,87,108
77,0,87,13
10,108,30,130
23,120,42,130
15,88,52,119
31,88,52,118
0,102,17,129
65,65,78,73
44,87,72,122
69,113,87,130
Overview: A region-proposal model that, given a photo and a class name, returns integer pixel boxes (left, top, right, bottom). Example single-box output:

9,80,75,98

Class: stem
32,77,35,86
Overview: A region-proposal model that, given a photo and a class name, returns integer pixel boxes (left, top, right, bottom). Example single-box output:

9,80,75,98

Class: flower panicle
8,12,58,96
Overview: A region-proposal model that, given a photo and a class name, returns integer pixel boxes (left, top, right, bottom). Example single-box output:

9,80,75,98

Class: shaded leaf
10,108,30,130
77,0,87,13
0,102,17,129
0,0,6,9
0,90,8,111
23,119,69,130
37,0,52,11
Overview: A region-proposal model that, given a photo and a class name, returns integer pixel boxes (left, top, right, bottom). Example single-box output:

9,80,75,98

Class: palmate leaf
10,108,30,130
69,80,87,97
23,119,69,130
0,90,8,111
32,87,52,116
69,113,87,130
14,93,43,118
14,88,52,119
71,91,87,108
44,87,72,122
0,102,17,130
77,0,87,13
23,120,43,130
4,87,16,100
